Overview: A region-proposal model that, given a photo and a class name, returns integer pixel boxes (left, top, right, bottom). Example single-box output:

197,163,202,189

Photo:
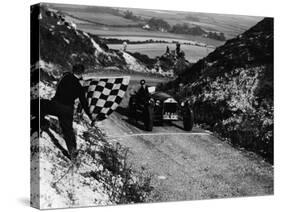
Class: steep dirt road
92,74,273,201
97,111,273,202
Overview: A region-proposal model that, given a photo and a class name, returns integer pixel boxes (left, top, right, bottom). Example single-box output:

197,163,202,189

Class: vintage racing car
128,87,193,131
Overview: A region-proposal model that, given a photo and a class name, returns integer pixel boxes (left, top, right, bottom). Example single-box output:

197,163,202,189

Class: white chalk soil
97,110,273,202
30,79,148,209
31,119,115,209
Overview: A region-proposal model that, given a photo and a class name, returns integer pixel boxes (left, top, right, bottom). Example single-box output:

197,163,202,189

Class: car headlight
148,98,155,104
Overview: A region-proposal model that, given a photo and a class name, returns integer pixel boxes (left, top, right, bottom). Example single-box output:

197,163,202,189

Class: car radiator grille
163,103,177,113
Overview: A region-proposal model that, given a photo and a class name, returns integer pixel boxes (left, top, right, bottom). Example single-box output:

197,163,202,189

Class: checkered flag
80,76,130,121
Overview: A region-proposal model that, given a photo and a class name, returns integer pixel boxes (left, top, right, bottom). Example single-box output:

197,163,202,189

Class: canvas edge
30,3,41,209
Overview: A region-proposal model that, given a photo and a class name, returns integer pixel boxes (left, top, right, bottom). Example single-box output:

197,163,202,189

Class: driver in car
136,79,150,103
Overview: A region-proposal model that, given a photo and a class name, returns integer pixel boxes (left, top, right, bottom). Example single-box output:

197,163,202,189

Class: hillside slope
163,18,273,162
31,5,154,208
30,64,153,209
38,5,172,77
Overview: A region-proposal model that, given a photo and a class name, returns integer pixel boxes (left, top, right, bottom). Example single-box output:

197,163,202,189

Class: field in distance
107,42,214,63
48,3,262,40
46,3,263,61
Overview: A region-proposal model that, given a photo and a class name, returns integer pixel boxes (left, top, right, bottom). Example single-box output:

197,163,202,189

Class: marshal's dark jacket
53,72,90,117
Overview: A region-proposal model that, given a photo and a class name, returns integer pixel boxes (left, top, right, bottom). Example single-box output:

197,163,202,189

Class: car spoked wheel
143,105,154,131
183,105,194,131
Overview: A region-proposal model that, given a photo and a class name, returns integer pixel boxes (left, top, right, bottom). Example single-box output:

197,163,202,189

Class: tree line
122,10,226,41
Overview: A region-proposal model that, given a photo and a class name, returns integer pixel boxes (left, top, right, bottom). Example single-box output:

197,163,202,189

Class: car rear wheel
143,105,154,131
183,106,194,131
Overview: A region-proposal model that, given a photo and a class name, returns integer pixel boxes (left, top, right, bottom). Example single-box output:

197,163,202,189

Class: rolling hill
31,5,154,208
47,3,262,41
36,4,175,78
161,18,273,162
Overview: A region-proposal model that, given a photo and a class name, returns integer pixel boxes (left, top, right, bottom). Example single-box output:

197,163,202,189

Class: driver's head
140,79,146,86
72,64,85,76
